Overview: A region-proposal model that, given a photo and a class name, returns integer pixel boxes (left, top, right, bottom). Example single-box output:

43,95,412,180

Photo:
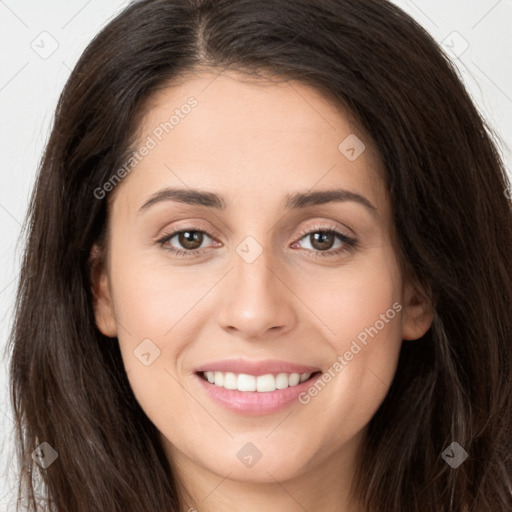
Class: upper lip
195,358,321,376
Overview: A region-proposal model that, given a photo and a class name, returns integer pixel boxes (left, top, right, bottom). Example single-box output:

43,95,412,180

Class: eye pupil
311,231,334,251
179,230,203,250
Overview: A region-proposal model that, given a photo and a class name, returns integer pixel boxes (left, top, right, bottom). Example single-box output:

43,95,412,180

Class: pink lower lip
194,373,320,416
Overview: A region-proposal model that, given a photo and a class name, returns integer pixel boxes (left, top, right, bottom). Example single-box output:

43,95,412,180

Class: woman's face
93,71,432,493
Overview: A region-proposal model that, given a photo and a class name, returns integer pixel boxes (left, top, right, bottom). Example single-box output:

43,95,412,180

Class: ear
89,244,117,338
401,279,434,341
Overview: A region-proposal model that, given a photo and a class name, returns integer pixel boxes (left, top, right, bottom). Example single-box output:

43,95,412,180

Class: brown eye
308,231,336,251
293,226,357,258
157,228,216,256
176,230,204,250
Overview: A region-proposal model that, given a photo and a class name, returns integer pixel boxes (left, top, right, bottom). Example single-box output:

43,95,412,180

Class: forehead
138,70,372,155
112,70,387,216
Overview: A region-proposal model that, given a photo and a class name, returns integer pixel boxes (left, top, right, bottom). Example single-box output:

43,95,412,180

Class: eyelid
155,220,220,241
295,221,354,240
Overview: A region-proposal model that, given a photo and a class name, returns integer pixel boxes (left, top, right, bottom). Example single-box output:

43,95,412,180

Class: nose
216,243,297,339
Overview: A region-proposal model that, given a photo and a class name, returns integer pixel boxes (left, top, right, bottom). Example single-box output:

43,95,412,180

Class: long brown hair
9,0,512,510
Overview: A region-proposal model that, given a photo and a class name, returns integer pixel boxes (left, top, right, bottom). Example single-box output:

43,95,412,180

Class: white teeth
237,374,256,391
202,371,312,392
289,373,300,386
256,374,275,392
214,371,224,386
275,373,290,389
223,372,238,390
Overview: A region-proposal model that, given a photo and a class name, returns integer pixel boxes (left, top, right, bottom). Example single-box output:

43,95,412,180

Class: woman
9,0,512,510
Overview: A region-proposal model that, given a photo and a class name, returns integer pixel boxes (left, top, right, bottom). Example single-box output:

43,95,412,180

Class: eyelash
156,223,358,259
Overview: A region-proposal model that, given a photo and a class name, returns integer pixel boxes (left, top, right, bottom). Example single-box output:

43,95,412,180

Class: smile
194,369,322,415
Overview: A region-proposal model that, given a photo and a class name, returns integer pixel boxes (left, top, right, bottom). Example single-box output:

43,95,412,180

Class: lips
193,358,323,414
194,358,321,376
194,371,322,415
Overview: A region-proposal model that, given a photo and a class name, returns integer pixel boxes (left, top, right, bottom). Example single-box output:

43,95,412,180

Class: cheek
109,246,217,350
300,247,403,350
293,250,404,428
106,250,209,411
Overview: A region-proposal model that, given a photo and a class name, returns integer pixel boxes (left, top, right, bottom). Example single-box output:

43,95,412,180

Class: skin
92,70,433,512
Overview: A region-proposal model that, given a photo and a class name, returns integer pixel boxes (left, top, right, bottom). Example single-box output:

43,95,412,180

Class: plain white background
0,0,511,509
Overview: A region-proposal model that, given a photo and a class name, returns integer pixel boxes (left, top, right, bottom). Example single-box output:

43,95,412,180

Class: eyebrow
138,187,377,215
